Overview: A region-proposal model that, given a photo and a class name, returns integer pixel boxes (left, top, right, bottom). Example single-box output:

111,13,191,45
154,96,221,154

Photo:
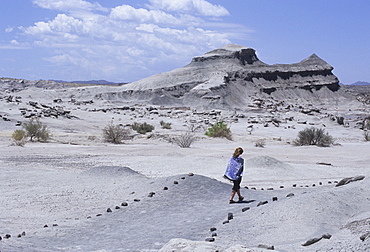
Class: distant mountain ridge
349,81,370,86
50,80,121,85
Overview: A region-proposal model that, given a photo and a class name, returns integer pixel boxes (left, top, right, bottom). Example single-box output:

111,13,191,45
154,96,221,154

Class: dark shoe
238,196,244,202
229,200,237,204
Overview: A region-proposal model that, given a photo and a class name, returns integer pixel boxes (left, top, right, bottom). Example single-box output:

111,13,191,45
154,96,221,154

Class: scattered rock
336,175,365,187
163,187,169,190
360,232,370,241
280,185,284,188
317,162,332,166
242,207,250,212
107,208,112,212
257,201,268,207
52,224,58,226
258,244,275,250
5,234,11,239
293,184,297,187
302,233,332,246
174,181,179,184
286,193,295,197
267,188,274,190
272,197,278,201
134,199,141,202
180,177,185,180
17,234,22,238
211,232,217,237
44,225,48,228
223,220,229,224
188,173,194,176
205,237,215,242
115,206,121,209
228,213,234,220
21,231,26,236
121,202,128,206
96,214,102,217
210,227,217,232
148,192,155,197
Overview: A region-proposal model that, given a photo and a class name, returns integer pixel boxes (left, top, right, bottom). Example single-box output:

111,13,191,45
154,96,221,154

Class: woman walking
224,147,244,203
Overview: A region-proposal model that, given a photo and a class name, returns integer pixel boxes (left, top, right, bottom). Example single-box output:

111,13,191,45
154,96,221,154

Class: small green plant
103,122,131,144
22,118,50,142
160,120,172,129
131,122,155,134
12,129,26,146
205,121,232,140
171,132,197,148
293,127,334,147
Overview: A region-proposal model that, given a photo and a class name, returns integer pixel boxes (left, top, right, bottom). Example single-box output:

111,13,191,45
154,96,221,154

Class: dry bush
103,122,131,144
132,122,155,134
293,127,334,147
364,131,370,141
22,118,50,142
254,139,266,148
12,129,26,146
170,132,197,148
205,121,232,140
186,123,203,132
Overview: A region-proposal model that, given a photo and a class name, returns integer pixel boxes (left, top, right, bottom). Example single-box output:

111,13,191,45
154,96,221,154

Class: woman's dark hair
233,147,244,158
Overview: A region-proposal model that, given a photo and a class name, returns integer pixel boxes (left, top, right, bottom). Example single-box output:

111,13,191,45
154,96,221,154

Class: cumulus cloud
148,0,229,17
17,0,246,82
33,0,107,12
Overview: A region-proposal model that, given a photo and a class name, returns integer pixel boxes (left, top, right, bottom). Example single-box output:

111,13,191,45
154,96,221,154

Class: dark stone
87,216,92,219
107,208,112,212
148,192,155,197
181,177,185,180
322,233,332,239
52,224,58,226
360,232,370,241
251,187,256,190
188,173,194,176
293,184,297,187
5,234,11,239
280,185,284,188
302,237,322,246
319,182,322,185
96,214,102,216
210,227,217,232
244,186,249,189
312,184,316,187
227,212,234,220
121,202,128,206
257,201,268,207
223,220,229,224
163,187,169,190
242,207,250,212
115,206,121,209
211,232,217,237
336,176,365,187
205,237,215,242
44,225,48,228
134,199,140,202
286,193,295,197
0,236,2,240
17,234,22,238
258,244,275,250
174,181,179,184
21,231,26,236
272,197,278,201
267,188,274,190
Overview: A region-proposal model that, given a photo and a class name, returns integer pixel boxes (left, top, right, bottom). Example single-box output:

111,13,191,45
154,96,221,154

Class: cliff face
103,44,341,109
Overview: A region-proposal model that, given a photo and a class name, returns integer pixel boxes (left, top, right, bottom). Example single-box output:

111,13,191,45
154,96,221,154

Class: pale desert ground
0,85,369,251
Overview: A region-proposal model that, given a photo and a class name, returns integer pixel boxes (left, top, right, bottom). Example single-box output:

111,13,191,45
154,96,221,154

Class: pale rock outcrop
99,44,342,109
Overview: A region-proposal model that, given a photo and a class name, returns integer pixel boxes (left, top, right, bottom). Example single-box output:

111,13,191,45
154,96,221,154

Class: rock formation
97,44,342,109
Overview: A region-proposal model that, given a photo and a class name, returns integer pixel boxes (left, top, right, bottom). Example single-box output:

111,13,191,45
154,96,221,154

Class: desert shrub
171,132,197,148
12,129,26,146
22,118,50,142
255,139,266,148
186,123,203,132
205,121,232,140
131,122,155,134
293,127,334,147
103,122,131,144
160,120,172,129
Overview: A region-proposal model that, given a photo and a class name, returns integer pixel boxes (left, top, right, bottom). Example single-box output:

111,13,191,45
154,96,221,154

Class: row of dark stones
1,173,195,244
205,175,366,247
245,180,339,191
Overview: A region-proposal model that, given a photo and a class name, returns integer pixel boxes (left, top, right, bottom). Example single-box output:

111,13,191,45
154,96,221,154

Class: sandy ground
0,89,370,251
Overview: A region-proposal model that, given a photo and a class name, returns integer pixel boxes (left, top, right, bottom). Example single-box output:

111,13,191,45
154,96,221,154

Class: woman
224,147,244,203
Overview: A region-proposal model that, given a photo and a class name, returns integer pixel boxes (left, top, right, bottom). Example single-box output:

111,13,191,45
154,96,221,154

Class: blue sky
0,0,369,84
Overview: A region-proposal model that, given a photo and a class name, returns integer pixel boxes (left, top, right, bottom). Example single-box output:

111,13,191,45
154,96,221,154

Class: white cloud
16,0,247,82
148,0,229,17
33,0,107,12
5,27,14,33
